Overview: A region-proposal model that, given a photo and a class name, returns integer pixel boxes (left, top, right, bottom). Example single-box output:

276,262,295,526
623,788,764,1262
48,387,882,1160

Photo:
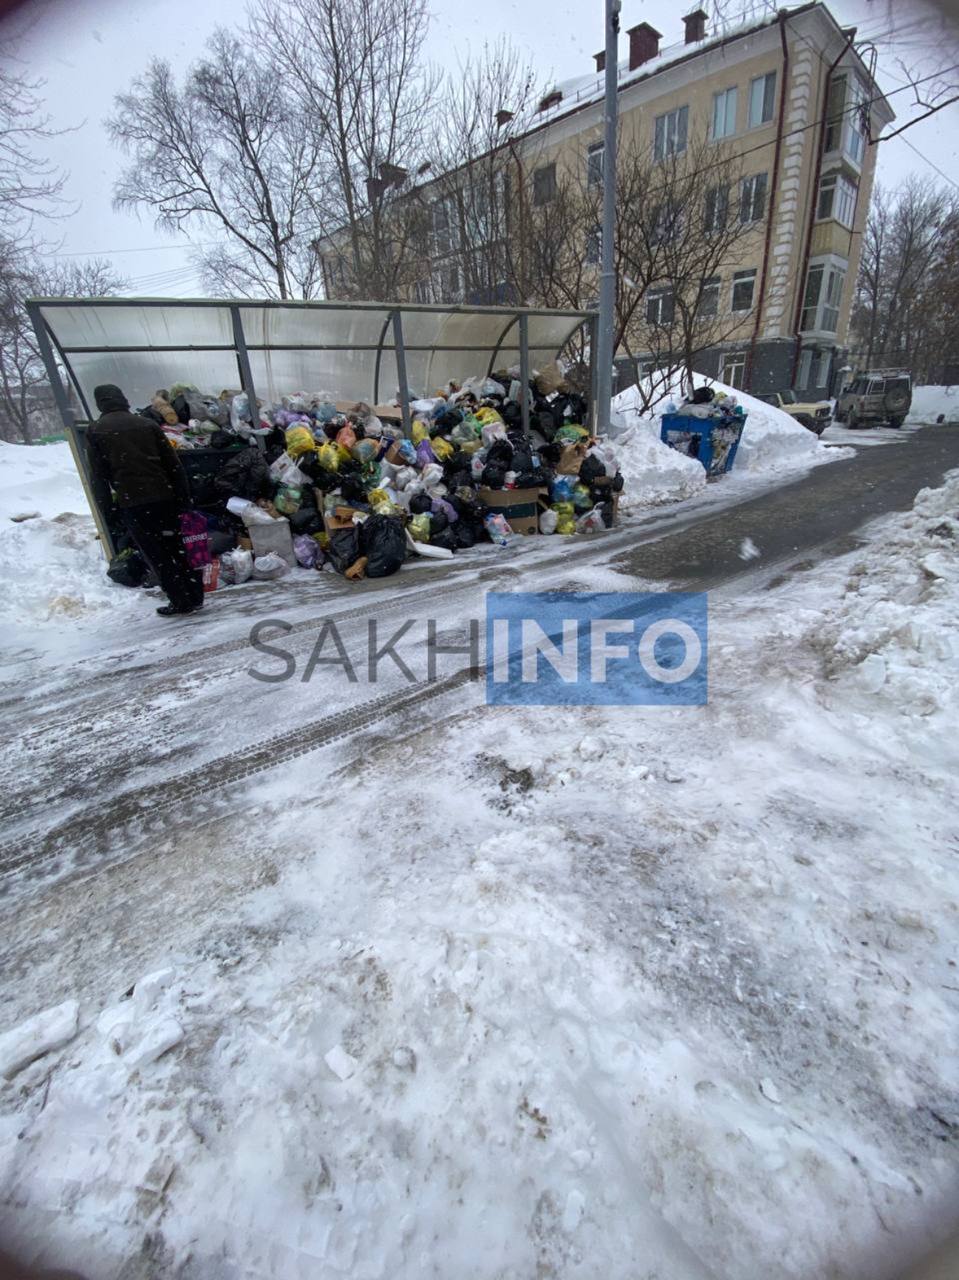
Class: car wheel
888,415,904,429
848,410,858,429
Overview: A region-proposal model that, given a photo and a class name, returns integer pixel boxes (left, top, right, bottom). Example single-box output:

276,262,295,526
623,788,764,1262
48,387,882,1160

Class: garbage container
660,412,746,477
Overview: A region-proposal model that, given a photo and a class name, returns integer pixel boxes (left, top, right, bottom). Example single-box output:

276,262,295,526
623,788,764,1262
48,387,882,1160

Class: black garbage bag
501,402,522,429
564,392,589,423
691,385,715,405
486,439,513,466
430,526,458,553
454,521,477,549
432,408,463,436
209,529,237,556
290,507,325,536
339,474,368,505
409,492,433,515
429,511,449,536
171,394,192,424
610,470,624,492
538,441,562,468
598,499,615,528
327,526,362,574
210,430,237,450
481,462,508,489
532,410,556,441
214,446,274,501
514,467,551,488
579,454,606,486
511,447,534,474
264,424,288,463
107,548,147,588
361,514,407,578
297,455,338,492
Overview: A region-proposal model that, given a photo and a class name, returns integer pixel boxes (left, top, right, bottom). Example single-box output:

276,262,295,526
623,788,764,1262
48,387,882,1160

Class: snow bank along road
0,427,956,1280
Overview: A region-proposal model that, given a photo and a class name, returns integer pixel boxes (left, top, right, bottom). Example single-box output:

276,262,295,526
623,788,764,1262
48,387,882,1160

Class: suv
758,390,832,435
835,371,912,428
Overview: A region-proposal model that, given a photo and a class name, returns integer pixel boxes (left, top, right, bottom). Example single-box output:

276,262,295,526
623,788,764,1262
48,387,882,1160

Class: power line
896,134,959,190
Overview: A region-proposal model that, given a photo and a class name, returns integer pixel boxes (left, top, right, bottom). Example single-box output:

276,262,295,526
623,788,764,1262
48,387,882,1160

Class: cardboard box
478,486,548,536
323,505,367,532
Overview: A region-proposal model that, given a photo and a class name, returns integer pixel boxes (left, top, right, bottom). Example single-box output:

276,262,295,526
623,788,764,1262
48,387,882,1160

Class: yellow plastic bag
431,436,453,461
412,418,431,444
285,425,315,458
474,406,502,426
317,441,343,472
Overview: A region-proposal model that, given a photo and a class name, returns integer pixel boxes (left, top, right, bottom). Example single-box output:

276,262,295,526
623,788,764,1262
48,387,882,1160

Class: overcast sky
5,0,959,294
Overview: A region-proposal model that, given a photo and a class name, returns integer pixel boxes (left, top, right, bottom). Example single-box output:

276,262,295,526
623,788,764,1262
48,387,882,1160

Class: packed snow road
0,431,957,1280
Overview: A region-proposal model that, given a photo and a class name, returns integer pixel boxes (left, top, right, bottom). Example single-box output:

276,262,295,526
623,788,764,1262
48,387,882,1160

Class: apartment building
315,2,893,399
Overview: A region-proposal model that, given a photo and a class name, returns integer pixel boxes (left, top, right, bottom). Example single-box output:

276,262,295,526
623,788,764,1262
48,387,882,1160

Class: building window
731,269,756,312
740,173,768,223
645,289,675,326
712,87,738,140
650,200,682,246
532,163,556,206
721,352,747,388
704,184,729,234
801,261,846,332
748,72,777,127
585,224,601,265
654,106,688,159
430,198,457,254
587,142,604,187
824,75,868,165
798,348,814,390
699,276,721,318
817,173,858,228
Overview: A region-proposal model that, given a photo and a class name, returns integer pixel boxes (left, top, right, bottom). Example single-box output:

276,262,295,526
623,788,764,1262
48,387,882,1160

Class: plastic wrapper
335,424,357,450
484,513,512,545
229,393,252,433
252,552,289,580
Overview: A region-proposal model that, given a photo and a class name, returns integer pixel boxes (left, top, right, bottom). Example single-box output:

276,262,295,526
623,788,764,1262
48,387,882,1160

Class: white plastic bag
270,451,311,487
539,509,558,534
576,504,606,534
252,552,289,580
220,548,253,584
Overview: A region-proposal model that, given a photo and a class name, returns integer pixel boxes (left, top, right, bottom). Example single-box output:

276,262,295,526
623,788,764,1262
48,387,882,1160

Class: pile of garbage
118,370,625,585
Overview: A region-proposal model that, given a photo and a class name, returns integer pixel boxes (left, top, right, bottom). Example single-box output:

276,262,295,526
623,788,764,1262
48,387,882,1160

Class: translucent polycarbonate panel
375,350,432,404
39,303,234,351
238,305,392,351
67,350,244,419
248,348,379,403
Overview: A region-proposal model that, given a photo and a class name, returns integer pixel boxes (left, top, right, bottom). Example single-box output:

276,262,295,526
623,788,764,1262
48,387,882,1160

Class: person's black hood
94,384,130,414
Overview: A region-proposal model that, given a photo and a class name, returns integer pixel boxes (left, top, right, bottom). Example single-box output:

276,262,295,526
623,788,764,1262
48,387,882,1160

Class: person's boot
156,603,202,617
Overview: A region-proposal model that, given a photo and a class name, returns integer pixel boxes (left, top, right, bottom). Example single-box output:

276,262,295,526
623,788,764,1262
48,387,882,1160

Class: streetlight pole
595,0,620,435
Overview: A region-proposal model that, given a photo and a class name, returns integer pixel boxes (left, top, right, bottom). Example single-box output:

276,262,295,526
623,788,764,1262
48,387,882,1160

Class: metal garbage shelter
26,297,597,557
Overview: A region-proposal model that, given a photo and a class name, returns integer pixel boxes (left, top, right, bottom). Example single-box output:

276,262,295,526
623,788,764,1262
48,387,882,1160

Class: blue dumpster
660,412,746,477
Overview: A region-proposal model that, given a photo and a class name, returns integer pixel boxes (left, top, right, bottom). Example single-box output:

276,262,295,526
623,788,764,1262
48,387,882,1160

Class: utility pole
595,0,620,435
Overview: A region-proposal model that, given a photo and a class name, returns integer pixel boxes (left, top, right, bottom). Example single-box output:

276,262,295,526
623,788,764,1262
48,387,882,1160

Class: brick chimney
683,9,707,44
627,22,662,71
594,50,605,73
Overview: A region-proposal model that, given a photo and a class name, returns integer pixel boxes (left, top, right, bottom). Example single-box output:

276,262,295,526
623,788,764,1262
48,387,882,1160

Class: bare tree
107,28,324,299
0,253,125,442
0,43,66,242
253,0,439,300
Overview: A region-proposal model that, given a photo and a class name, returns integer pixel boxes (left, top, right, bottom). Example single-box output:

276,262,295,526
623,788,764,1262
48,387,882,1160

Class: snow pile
0,441,137,632
906,385,959,424
610,373,839,497
0,441,86,522
609,385,707,508
816,474,959,716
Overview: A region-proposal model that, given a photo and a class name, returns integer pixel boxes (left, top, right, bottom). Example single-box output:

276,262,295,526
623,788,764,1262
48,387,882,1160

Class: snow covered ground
0,447,957,1277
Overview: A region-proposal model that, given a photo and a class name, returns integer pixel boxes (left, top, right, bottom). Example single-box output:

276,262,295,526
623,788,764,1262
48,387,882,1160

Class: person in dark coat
86,384,204,617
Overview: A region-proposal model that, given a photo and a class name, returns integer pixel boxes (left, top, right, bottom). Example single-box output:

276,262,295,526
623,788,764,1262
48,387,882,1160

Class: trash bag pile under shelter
112,368,625,586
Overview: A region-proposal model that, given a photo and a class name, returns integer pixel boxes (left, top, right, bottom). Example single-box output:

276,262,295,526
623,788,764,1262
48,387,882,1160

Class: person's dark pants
122,501,203,611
